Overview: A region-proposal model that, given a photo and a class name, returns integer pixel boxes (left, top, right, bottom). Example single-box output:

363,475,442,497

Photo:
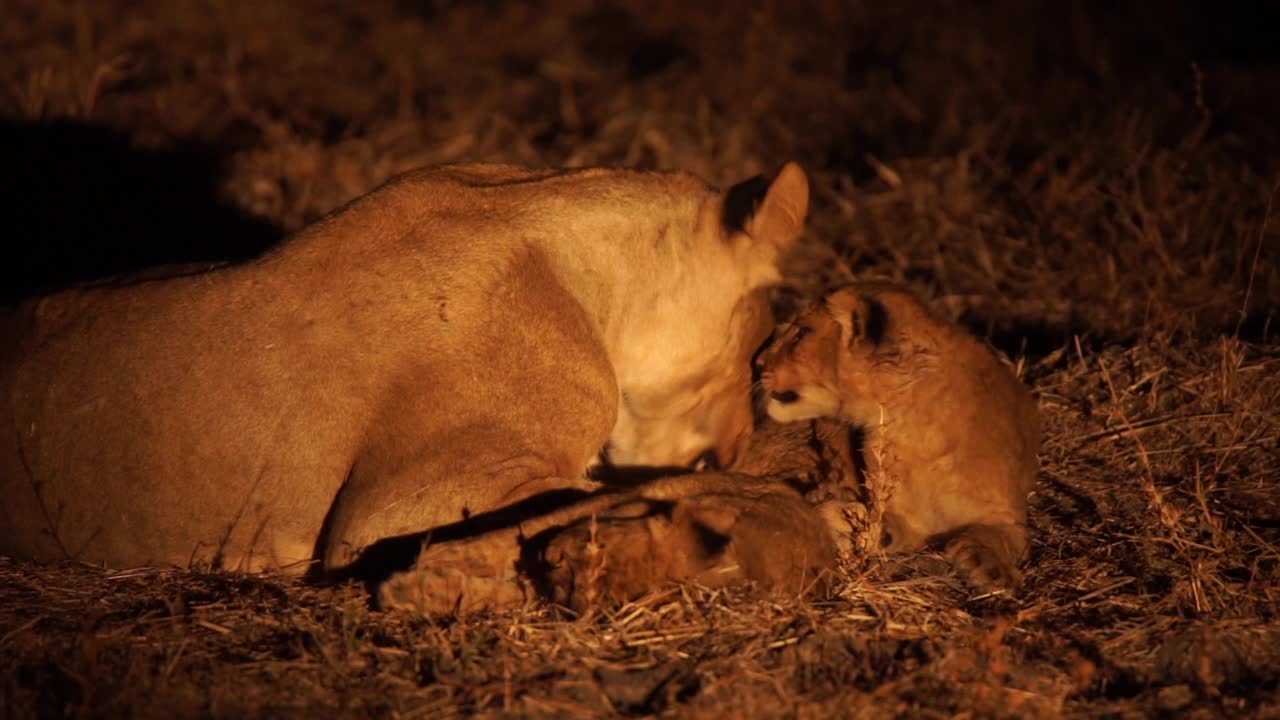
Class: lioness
756,283,1040,590
0,162,808,574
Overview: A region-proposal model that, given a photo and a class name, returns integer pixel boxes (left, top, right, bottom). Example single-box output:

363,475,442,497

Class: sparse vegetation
2,0,1277,717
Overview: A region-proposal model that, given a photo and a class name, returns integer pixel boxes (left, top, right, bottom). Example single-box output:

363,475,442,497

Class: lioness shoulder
756,282,1041,590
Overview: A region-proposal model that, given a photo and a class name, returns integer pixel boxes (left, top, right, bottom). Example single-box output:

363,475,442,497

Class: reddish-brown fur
758,283,1041,590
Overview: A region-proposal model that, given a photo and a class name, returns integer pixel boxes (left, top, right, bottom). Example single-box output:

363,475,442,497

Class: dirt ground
2,1,1278,717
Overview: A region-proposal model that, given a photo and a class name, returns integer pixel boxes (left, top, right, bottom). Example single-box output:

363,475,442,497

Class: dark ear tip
864,298,888,346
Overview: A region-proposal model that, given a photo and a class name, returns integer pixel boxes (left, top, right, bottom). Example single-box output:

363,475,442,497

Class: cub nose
693,449,721,472
770,390,800,403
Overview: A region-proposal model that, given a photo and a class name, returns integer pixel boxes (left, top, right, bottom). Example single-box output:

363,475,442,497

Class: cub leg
815,500,868,556
379,527,531,615
541,483,838,613
381,476,839,615
383,495,731,616
539,499,705,612
376,479,627,615
943,523,1027,591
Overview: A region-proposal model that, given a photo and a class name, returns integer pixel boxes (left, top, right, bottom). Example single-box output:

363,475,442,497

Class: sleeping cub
378,420,858,616
755,282,1040,590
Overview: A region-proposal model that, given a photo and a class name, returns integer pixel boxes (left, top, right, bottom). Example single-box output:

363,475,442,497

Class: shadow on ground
0,118,282,304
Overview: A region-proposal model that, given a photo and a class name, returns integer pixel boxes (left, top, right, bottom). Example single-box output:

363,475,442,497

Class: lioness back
757,282,1040,590
1,162,810,575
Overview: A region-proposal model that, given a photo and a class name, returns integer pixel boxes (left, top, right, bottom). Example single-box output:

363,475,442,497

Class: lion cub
756,282,1040,590
379,472,838,615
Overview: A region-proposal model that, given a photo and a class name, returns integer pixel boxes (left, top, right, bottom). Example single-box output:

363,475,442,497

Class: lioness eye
794,326,812,342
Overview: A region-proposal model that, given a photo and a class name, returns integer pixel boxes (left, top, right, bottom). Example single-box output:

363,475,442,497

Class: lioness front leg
323,430,602,572
943,523,1026,591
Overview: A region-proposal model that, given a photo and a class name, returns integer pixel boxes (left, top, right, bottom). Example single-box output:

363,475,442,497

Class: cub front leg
943,523,1027,591
376,488,619,615
380,475,840,615
538,482,839,612
378,496,721,615
536,498,725,612
379,527,532,615
814,500,869,557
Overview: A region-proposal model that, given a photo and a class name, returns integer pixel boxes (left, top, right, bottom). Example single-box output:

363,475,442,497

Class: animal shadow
0,117,282,304
322,487,598,592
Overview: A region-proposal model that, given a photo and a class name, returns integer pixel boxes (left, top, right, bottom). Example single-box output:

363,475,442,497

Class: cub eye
693,449,721,472
771,390,800,403
794,326,812,342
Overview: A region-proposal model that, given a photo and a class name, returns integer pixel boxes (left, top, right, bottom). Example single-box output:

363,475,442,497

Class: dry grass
2,0,1278,717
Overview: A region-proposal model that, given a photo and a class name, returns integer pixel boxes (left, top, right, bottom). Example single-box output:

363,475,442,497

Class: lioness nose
770,390,799,403
693,449,721,472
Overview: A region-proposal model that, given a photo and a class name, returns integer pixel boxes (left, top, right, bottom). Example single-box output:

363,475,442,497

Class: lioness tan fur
380,419,855,615
756,282,1041,590
0,162,808,574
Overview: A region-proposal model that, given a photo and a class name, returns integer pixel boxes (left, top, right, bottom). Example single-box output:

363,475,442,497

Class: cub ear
825,290,887,348
824,290,860,347
723,162,810,250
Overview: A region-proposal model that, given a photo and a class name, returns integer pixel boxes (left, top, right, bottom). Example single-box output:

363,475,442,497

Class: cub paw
378,539,528,615
539,507,676,612
815,501,868,557
945,536,1022,591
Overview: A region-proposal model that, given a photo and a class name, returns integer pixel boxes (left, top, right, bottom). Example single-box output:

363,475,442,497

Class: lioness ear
724,163,809,289
723,162,810,250
749,162,809,249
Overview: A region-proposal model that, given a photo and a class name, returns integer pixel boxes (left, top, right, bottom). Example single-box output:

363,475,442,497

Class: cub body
0,163,808,573
757,282,1040,589
381,419,855,615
